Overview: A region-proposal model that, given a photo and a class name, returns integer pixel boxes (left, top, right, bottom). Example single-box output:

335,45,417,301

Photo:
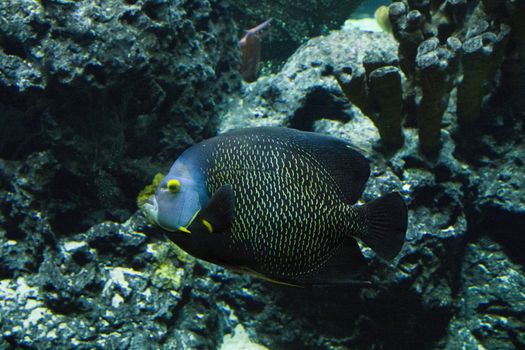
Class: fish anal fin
237,266,304,288
304,238,371,285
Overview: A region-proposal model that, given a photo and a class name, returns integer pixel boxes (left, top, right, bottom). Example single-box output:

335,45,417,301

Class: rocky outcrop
1,2,524,349
0,0,241,233
227,0,364,67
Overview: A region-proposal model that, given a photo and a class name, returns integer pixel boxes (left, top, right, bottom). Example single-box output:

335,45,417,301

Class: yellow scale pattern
203,134,359,279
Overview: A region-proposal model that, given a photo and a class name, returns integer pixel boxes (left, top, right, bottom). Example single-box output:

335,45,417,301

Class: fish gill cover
0,0,524,349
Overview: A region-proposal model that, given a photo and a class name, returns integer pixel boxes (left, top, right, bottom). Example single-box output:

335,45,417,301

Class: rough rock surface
227,0,365,68
1,7,525,350
220,29,398,138
0,0,241,233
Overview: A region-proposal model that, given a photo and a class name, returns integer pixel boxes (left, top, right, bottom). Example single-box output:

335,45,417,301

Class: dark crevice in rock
0,264,14,280
1,37,27,60
84,64,107,86
83,278,104,295
169,286,192,323
142,1,166,22
434,163,454,183
71,249,92,267
289,88,348,131
44,296,82,316
3,334,28,349
411,185,456,212
366,289,453,349
475,300,520,318
89,235,123,256
402,155,429,170
50,209,86,236
223,288,267,314
119,10,140,26
4,222,27,241
0,104,47,161
46,169,89,234
475,204,525,267
192,262,209,277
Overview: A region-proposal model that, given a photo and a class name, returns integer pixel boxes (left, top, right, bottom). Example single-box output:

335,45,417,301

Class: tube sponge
457,25,510,125
507,0,525,97
375,6,393,34
368,66,404,148
389,3,426,77
336,53,404,150
335,65,370,116
415,37,461,154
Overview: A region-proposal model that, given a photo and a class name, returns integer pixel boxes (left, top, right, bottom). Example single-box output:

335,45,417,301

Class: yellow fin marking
186,210,200,227
202,219,213,233
177,226,191,234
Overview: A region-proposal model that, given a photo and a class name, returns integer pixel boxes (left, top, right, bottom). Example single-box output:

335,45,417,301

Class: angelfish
144,127,407,286
239,18,272,82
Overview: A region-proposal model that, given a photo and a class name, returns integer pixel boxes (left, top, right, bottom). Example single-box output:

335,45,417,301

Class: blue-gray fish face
144,156,208,233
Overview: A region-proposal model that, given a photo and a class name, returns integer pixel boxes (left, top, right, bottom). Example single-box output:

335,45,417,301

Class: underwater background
0,0,524,348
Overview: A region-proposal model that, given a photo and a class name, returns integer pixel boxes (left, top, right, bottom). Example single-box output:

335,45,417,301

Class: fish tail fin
357,192,407,260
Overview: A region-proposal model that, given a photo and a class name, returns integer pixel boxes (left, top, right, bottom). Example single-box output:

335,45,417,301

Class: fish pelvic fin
357,192,407,260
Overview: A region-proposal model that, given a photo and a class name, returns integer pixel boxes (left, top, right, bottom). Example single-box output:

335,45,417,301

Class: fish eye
167,179,181,193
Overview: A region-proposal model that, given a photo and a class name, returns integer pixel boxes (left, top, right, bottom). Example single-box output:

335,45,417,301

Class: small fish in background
239,18,272,83
144,127,408,287
375,6,392,34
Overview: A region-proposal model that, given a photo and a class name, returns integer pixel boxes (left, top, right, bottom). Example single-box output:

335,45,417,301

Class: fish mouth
143,196,192,234
143,196,159,226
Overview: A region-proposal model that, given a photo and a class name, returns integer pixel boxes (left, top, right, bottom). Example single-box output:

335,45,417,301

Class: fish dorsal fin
216,127,370,203
199,184,235,233
289,129,371,204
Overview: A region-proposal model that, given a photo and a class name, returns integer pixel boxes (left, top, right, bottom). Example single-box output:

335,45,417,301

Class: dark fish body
145,127,407,286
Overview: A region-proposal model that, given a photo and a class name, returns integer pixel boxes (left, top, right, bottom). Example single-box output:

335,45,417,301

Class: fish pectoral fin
199,184,235,233
304,238,371,286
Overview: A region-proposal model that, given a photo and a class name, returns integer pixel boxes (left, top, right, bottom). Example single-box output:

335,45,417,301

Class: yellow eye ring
167,179,181,193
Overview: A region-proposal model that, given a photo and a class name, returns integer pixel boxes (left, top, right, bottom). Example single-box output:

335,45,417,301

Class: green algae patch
136,173,164,210
147,241,195,291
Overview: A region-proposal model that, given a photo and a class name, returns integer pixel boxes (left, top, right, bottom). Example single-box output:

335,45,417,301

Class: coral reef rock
0,0,241,233
228,0,365,68
388,0,518,153
0,2,524,349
